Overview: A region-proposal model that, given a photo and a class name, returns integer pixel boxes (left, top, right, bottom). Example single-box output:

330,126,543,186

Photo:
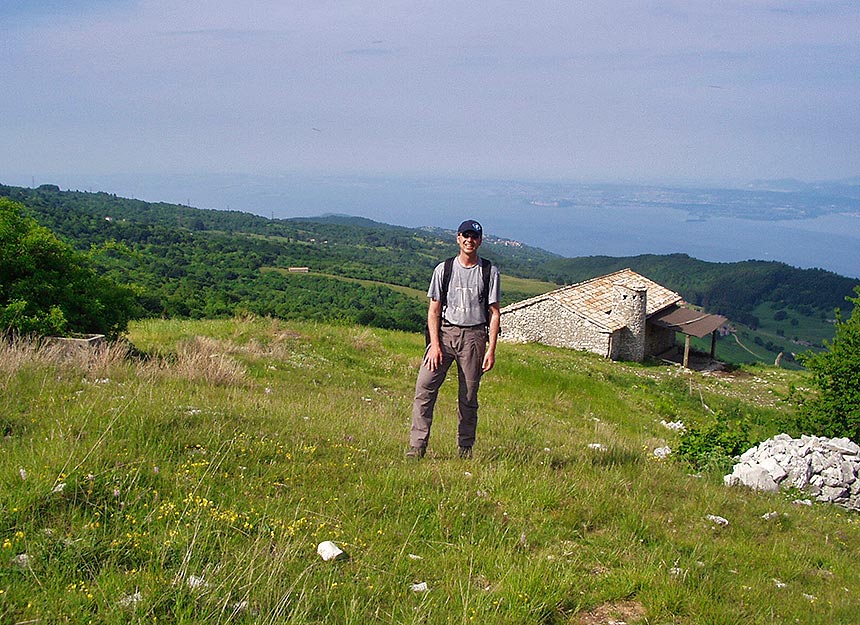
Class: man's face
458,230,482,252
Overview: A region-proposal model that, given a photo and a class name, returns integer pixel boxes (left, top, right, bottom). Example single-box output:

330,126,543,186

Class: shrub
0,198,141,339
675,411,752,471
796,287,860,441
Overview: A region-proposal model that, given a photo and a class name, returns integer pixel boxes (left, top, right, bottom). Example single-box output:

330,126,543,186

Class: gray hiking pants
410,324,487,449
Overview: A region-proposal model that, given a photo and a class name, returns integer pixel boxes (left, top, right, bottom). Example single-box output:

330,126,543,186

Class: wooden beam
683,335,691,369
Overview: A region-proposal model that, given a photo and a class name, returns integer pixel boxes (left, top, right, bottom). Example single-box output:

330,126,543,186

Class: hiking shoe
458,446,473,459
405,446,426,459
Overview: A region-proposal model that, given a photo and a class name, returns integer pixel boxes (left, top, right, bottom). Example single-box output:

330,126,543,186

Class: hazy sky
2,1,859,184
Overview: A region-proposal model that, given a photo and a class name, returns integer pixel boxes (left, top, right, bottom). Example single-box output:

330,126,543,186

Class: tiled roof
501,268,683,331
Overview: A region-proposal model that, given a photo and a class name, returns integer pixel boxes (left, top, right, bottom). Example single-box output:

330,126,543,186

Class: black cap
457,219,483,235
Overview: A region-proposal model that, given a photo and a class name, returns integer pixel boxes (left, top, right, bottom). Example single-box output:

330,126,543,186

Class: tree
0,198,141,339
797,287,860,441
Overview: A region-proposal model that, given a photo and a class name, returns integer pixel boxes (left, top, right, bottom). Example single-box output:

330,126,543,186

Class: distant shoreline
5,173,859,278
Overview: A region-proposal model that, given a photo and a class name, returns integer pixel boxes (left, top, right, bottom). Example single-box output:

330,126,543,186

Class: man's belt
441,320,487,329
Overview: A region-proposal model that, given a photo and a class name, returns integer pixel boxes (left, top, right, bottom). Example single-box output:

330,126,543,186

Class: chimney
609,282,647,361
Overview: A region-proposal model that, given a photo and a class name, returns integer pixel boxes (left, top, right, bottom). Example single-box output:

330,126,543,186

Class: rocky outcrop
724,434,860,511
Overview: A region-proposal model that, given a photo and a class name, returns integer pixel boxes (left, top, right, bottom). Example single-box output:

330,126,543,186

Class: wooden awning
649,306,727,338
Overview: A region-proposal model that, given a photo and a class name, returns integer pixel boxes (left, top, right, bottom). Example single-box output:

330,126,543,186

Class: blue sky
2,1,859,185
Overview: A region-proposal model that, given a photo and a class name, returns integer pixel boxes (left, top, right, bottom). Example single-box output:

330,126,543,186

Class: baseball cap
457,220,483,235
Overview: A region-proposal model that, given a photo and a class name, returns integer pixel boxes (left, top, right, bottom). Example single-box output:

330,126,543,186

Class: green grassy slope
1,318,858,624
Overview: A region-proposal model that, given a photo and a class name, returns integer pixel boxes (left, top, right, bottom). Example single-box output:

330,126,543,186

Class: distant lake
494,206,860,280
30,173,860,279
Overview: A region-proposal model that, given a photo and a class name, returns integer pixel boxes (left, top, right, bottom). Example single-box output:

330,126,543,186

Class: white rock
840,460,857,484
809,451,829,473
759,457,787,483
653,446,672,459
724,463,779,493
317,541,347,561
187,575,208,590
660,420,686,432
12,553,31,568
821,466,844,487
824,438,860,455
784,457,813,489
819,485,849,502
739,447,759,463
118,592,143,607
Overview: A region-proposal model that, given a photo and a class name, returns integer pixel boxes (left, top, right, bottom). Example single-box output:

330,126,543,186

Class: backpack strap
439,256,456,309
479,257,492,323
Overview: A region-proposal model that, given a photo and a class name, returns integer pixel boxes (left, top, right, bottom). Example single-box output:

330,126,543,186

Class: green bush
796,287,860,441
675,411,752,471
0,198,141,339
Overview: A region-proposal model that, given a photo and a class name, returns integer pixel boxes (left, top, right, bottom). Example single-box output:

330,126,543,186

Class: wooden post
683,335,691,369
710,330,717,358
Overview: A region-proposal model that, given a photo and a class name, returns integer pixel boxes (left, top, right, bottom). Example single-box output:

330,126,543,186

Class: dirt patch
659,347,726,373
576,599,646,625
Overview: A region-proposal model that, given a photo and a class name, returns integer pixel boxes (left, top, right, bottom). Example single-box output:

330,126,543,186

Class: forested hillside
1,182,856,361
0,184,557,332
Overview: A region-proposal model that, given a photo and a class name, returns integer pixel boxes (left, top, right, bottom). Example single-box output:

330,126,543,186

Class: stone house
499,268,727,365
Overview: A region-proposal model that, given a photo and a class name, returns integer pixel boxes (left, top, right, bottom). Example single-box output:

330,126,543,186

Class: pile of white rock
724,434,860,511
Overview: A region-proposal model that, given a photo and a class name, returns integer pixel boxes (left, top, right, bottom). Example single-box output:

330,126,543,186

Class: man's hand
483,302,500,372
425,299,443,370
425,343,444,370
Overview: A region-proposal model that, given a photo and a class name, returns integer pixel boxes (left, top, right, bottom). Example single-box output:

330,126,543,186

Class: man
407,219,501,459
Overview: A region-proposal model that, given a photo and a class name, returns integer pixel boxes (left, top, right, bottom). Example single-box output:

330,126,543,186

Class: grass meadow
1,317,859,624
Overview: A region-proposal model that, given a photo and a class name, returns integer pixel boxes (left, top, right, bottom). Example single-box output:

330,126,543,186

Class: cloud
1,0,858,182
342,47,396,57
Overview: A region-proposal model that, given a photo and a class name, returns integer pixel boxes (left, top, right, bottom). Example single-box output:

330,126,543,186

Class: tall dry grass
162,336,248,386
0,334,248,386
0,335,131,377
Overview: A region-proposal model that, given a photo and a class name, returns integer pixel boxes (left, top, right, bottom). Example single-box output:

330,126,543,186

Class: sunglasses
460,231,481,239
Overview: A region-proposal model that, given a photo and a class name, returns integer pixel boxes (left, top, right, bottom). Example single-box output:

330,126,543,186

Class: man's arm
483,302,501,372
425,299,444,370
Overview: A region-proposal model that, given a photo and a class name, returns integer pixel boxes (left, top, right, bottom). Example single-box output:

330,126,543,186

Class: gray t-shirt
427,257,501,326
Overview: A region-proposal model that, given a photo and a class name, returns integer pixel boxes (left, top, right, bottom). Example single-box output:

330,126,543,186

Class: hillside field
2,318,859,624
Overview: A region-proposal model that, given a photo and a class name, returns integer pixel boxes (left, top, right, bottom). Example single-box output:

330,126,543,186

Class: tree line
1,183,857,343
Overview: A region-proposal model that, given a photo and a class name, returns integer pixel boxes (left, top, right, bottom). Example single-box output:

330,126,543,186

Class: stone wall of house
645,325,677,357
500,299,611,357
501,283,681,362
608,283,647,362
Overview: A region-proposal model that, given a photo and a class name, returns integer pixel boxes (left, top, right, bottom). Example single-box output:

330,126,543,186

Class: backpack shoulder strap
480,258,492,300
439,256,456,308
480,258,492,320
